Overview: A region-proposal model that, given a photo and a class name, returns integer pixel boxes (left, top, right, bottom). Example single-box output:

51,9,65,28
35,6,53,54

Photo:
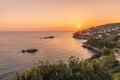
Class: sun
77,25,81,29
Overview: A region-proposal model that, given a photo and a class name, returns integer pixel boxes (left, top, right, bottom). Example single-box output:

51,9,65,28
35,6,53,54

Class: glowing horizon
1,0,120,31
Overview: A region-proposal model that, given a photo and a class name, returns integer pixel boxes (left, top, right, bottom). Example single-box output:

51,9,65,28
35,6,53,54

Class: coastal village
73,23,120,39
73,23,120,63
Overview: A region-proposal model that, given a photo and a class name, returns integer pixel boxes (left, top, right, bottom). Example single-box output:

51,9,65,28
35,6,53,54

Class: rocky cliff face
73,23,120,39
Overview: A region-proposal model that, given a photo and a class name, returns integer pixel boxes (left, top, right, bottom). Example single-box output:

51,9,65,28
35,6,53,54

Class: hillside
73,23,120,39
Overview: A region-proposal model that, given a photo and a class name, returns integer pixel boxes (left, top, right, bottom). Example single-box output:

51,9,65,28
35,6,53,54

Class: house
113,48,120,64
97,34,103,39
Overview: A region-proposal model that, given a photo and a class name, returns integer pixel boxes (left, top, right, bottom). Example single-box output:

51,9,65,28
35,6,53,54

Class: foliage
87,34,120,49
102,47,112,55
87,38,107,49
106,34,120,42
113,73,120,80
11,55,120,80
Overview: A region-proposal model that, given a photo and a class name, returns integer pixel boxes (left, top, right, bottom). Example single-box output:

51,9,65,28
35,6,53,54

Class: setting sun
77,25,81,29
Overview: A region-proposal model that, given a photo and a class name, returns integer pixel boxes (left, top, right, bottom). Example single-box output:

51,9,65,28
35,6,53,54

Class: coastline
74,34,120,63
82,43,101,53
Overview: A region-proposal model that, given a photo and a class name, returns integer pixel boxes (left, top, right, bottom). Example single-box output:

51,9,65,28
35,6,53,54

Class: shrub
11,56,115,80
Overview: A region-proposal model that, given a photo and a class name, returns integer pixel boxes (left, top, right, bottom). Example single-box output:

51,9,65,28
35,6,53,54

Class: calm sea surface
0,31,93,80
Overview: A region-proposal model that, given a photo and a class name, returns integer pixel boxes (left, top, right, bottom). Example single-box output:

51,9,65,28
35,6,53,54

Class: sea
0,31,94,80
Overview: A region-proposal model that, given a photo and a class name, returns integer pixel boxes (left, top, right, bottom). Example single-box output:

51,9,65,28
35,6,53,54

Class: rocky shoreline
82,43,101,53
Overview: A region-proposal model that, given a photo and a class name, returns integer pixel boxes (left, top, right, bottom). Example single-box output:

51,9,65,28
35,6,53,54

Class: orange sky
1,0,120,31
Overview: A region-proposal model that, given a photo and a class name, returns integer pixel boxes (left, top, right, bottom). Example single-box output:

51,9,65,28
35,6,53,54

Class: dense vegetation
11,34,120,80
86,34,120,49
11,55,120,80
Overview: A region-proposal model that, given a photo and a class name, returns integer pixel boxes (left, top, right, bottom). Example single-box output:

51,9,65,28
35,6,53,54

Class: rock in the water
22,49,38,53
40,36,54,39
46,36,54,38
22,50,26,53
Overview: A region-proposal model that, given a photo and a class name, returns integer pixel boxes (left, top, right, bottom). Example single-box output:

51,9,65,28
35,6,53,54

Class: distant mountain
73,23,120,39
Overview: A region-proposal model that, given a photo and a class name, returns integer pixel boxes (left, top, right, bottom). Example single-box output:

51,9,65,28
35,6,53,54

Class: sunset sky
1,0,120,31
